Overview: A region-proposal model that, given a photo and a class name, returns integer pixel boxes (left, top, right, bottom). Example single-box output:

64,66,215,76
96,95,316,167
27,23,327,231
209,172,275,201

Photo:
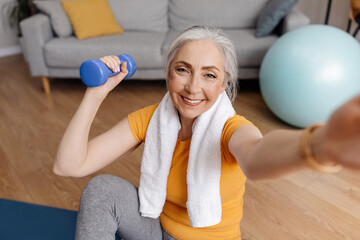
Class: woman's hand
314,94,360,170
86,55,129,101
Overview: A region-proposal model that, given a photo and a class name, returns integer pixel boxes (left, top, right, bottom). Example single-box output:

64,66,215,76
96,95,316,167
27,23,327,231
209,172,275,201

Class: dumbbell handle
80,54,136,87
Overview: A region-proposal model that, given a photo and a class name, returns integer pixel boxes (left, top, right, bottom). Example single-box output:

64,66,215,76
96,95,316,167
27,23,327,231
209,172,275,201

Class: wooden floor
1,54,359,239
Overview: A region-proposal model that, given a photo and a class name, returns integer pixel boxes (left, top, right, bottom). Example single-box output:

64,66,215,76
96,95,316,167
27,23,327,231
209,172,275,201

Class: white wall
297,0,360,41
0,0,358,58
297,0,348,27
0,0,21,57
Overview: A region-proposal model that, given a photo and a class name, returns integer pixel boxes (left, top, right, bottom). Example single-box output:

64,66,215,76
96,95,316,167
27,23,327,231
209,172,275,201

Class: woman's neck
178,115,195,141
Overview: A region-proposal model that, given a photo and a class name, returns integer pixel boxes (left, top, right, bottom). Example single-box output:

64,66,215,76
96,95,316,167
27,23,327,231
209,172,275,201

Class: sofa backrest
34,0,268,35
169,0,269,30
108,0,168,32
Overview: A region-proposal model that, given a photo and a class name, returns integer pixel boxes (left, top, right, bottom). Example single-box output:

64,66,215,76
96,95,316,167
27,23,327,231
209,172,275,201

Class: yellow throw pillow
61,0,124,40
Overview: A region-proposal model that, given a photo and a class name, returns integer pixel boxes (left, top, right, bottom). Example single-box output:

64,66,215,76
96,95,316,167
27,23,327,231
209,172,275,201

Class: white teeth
183,97,201,104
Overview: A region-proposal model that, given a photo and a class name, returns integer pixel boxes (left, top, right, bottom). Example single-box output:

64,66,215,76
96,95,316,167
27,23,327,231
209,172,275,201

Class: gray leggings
75,174,176,240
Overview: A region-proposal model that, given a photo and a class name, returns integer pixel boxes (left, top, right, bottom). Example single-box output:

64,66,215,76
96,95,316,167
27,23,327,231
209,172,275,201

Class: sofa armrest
280,7,310,34
20,14,54,77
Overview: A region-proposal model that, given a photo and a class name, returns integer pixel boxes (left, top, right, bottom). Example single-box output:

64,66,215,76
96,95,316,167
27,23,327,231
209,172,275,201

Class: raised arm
229,94,360,180
54,56,140,177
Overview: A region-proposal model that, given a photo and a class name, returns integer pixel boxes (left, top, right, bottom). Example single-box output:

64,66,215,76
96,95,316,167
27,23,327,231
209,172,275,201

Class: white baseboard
0,45,22,58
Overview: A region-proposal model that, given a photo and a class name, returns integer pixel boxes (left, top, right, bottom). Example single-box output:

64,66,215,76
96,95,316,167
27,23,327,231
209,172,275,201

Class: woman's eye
176,67,188,73
205,73,216,79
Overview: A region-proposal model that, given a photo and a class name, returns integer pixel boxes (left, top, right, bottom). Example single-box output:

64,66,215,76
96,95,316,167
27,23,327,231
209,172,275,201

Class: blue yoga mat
0,198,121,240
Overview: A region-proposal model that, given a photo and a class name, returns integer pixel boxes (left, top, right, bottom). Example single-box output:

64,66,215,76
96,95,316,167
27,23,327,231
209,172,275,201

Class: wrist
301,123,342,173
84,87,108,103
311,125,334,165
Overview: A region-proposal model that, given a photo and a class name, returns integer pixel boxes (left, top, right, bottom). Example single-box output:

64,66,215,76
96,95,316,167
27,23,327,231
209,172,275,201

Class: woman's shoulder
129,104,159,119
127,104,159,142
224,114,255,134
222,114,256,147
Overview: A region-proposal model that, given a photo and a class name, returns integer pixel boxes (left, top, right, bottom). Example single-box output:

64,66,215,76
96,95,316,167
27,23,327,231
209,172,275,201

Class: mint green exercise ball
259,25,360,128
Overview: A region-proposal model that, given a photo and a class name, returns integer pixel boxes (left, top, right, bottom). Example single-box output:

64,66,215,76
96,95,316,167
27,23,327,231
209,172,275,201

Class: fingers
110,61,128,83
120,61,128,76
99,55,121,73
98,55,129,87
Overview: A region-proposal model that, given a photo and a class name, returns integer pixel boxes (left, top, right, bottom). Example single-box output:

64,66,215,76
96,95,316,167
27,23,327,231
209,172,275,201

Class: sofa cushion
256,0,299,37
44,32,167,69
108,0,168,32
162,30,277,68
34,0,73,37
61,0,124,40
169,0,269,31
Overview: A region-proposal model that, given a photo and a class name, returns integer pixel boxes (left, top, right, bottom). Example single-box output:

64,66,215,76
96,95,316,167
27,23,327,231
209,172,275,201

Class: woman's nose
186,74,201,94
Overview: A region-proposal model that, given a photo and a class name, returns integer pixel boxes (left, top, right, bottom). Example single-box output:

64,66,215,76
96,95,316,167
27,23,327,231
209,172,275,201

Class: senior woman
54,25,360,240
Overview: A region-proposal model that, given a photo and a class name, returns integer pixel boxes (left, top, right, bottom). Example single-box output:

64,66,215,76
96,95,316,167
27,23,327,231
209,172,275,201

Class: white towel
139,91,235,228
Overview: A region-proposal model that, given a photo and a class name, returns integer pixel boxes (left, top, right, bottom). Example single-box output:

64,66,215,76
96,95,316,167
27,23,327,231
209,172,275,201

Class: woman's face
168,40,227,124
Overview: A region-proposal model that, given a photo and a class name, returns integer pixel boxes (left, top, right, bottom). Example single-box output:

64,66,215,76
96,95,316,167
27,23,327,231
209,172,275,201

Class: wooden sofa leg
41,76,51,93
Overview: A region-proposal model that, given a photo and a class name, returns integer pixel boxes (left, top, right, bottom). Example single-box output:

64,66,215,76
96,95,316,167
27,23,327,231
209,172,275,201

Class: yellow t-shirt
128,104,254,240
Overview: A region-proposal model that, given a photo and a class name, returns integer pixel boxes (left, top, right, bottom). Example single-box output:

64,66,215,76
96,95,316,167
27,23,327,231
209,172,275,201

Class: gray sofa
20,0,310,93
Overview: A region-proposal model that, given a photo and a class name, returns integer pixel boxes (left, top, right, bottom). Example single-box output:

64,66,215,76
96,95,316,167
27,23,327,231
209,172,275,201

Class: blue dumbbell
80,54,136,87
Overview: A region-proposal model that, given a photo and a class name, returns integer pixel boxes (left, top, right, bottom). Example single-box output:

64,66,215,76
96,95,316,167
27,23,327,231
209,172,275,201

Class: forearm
241,129,308,180
54,89,104,176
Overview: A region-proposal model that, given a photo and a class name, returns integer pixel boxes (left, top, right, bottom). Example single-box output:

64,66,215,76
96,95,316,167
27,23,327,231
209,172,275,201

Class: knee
82,174,136,200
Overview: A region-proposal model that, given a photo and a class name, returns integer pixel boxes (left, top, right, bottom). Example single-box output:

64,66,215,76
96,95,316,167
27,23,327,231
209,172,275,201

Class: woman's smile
181,96,204,106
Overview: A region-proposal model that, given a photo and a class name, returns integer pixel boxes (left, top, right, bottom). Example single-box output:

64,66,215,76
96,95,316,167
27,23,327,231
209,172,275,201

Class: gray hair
165,25,238,102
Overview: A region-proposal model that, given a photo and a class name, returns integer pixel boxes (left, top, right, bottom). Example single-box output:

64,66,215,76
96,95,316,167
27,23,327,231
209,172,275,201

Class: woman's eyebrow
175,61,220,72
202,66,220,72
175,61,192,69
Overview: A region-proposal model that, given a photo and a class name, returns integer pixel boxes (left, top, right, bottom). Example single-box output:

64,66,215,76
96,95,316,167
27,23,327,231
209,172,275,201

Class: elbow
53,163,70,177
53,158,74,177
53,153,84,177
53,152,71,177
53,161,87,178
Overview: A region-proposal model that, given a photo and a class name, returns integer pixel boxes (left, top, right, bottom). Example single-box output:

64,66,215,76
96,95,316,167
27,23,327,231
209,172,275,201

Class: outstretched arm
229,94,360,180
